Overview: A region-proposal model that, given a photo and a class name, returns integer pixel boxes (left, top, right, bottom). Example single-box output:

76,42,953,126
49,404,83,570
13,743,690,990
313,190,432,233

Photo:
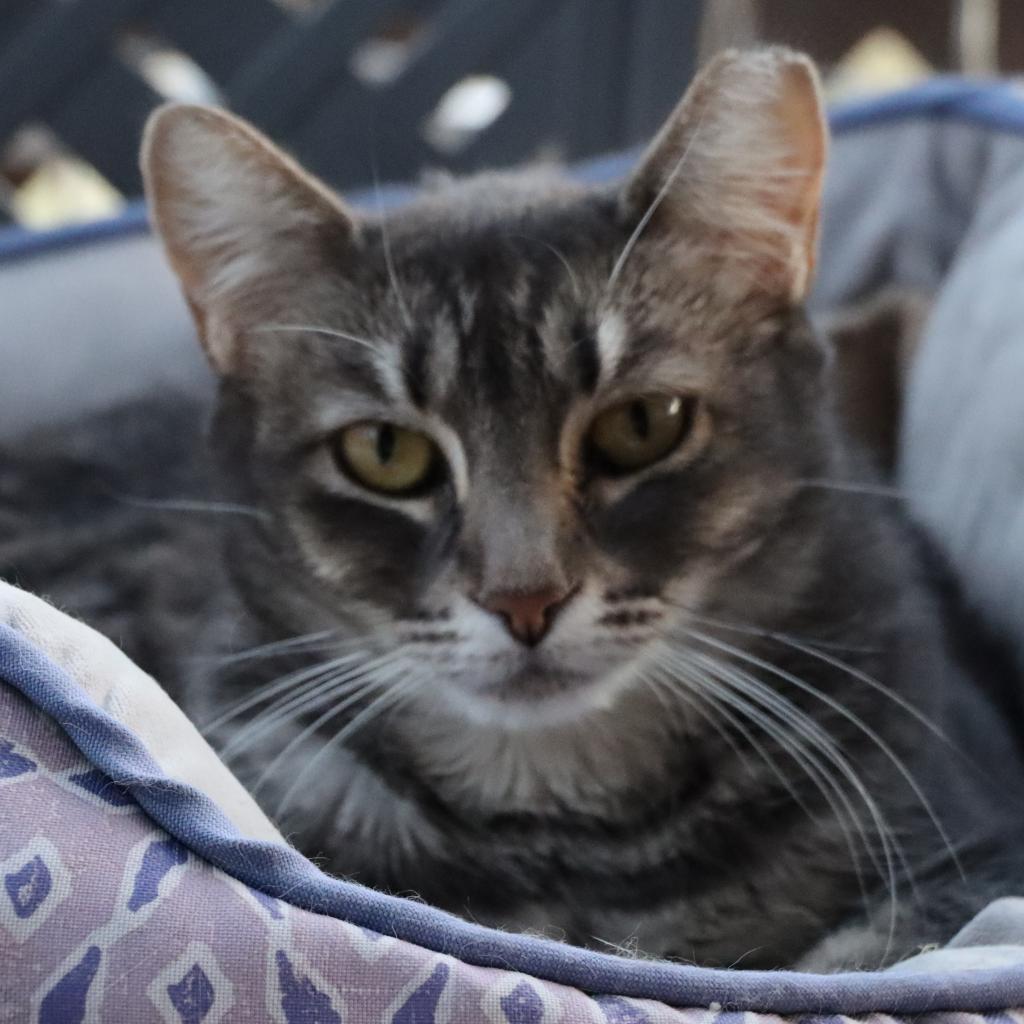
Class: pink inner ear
142,103,359,377
621,49,827,304
696,60,825,302
768,62,827,296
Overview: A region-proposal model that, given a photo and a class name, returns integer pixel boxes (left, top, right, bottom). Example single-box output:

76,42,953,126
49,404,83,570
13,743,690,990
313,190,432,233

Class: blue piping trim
828,76,1024,134
0,200,151,266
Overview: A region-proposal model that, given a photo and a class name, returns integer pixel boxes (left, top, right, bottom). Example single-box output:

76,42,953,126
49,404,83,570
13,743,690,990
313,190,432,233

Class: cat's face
144,49,830,726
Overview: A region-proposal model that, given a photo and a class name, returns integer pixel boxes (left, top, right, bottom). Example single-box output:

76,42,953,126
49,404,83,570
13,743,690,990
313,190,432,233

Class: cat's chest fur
208,646,871,967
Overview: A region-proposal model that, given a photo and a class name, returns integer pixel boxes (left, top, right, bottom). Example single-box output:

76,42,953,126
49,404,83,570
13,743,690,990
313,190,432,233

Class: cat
3,47,1024,971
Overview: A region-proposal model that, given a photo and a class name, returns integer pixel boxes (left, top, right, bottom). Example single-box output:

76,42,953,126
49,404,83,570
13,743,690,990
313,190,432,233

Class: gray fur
3,49,1024,971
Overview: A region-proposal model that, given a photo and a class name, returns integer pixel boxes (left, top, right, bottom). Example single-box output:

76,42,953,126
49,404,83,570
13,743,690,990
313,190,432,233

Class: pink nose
481,586,575,646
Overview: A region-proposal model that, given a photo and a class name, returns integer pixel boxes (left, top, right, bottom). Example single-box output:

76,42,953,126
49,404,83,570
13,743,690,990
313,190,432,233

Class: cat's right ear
621,48,826,304
142,104,358,375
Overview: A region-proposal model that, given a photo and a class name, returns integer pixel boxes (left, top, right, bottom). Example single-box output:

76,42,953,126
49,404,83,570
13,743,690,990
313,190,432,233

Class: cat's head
143,48,834,727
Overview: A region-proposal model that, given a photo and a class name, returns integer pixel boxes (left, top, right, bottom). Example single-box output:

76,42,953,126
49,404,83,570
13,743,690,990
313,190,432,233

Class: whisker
688,644,896,871
508,233,582,299
794,478,907,499
217,674,352,760
113,495,270,522
250,651,406,794
653,657,878,912
775,636,962,756
680,647,883,914
372,164,413,331
671,604,880,655
607,101,712,291
204,628,346,668
640,667,755,778
204,650,365,739
647,653,766,781
654,650,819,819
670,603,975,793
275,670,420,818
214,651,397,756
689,628,963,884
657,645,873,857
250,674,387,796
220,653,397,760
252,323,387,357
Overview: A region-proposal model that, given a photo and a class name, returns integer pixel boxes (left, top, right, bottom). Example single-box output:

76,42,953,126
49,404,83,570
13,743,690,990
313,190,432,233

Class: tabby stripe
402,324,431,408
570,320,601,393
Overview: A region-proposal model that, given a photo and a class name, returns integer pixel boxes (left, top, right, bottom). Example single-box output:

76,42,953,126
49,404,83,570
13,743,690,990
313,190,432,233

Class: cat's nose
481,586,576,647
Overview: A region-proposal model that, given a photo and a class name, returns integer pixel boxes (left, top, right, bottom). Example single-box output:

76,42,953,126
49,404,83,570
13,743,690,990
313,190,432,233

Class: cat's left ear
622,48,826,303
142,104,359,375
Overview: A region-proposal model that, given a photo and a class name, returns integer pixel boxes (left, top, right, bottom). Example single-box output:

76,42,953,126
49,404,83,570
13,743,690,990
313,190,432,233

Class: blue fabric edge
4,76,1024,269
3,620,1024,1014
827,75,1024,133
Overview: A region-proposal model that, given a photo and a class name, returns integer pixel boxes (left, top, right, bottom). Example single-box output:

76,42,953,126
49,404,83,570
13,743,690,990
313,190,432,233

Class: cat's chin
450,661,637,730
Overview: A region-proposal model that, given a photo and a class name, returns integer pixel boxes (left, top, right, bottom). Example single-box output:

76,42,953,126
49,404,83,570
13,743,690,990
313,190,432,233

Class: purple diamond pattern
0,738,36,778
68,767,134,806
167,963,215,1024
4,853,52,918
128,838,187,911
392,962,449,1024
500,980,544,1024
276,950,341,1023
596,996,651,1023
39,946,101,1024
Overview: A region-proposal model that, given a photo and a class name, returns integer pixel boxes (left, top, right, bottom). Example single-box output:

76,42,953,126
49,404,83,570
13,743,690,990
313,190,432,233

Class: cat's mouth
482,663,595,702
468,642,641,715
456,654,637,727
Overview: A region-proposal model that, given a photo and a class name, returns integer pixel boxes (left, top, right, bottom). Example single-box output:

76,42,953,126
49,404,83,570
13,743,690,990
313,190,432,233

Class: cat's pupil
629,401,650,440
376,425,396,464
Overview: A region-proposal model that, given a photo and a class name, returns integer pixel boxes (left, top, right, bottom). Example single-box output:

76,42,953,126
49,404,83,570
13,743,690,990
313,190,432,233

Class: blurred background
0,0,1015,229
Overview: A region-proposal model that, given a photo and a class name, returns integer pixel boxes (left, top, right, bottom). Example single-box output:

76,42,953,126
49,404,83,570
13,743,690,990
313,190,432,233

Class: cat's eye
333,422,440,495
587,395,694,473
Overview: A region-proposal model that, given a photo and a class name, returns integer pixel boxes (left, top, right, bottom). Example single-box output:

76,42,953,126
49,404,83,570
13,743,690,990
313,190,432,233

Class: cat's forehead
370,172,774,353
340,183,619,417
266,173,784,443
376,176,622,286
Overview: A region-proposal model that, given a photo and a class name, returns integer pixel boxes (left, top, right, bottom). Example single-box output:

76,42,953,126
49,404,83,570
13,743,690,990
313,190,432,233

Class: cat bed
6,79,1024,1018
3,578,1024,1022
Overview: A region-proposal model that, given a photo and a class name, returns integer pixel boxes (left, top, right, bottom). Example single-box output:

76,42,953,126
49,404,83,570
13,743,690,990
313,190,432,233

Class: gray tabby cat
3,48,1023,971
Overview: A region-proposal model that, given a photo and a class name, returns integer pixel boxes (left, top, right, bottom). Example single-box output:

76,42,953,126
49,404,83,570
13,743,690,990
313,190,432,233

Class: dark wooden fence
0,0,703,206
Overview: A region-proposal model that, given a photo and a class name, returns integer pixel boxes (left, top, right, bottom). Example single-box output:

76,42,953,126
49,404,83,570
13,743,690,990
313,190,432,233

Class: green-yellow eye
587,395,693,473
334,422,439,495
